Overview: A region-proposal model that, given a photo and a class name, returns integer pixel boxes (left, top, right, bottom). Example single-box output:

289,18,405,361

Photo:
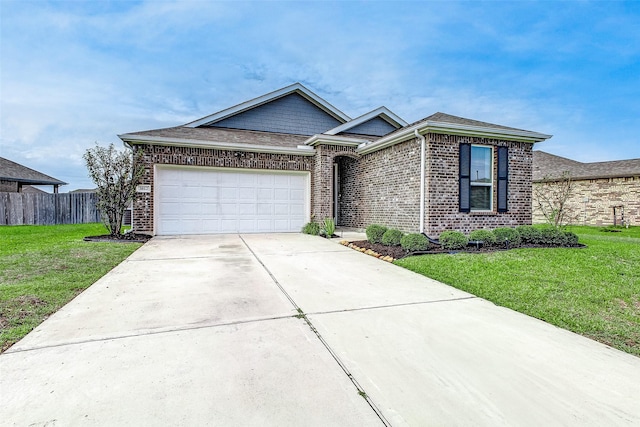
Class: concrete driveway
2,233,639,426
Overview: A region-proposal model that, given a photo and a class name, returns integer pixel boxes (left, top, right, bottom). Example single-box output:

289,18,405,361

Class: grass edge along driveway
0,223,142,353
396,226,640,357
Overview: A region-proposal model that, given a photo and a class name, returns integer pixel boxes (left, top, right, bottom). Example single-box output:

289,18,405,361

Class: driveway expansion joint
4,314,298,355
240,235,391,426
306,296,478,317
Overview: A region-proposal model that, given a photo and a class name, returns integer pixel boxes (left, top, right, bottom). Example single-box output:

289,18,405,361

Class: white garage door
155,167,309,235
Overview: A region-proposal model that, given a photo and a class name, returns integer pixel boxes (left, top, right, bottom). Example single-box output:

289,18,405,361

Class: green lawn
0,224,142,352
396,226,640,357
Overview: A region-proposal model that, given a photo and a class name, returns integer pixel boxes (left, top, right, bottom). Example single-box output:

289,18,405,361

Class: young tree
533,171,576,228
84,143,144,237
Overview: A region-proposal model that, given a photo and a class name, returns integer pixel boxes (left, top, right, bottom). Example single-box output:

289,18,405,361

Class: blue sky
1,0,639,191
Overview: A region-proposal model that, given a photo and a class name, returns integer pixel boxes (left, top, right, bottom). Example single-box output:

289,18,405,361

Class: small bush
439,231,469,250
516,225,541,244
381,228,404,246
492,227,522,247
400,233,430,252
538,226,567,246
321,217,336,238
563,231,579,246
366,224,388,244
302,221,320,236
468,229,496,246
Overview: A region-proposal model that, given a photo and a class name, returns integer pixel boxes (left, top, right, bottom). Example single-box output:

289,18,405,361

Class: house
119,83,551,236
532,151,640,226
0,157,66,193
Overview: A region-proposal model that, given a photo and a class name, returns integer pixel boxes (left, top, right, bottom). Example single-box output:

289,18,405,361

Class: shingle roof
533,151,640,181
0,157,66,186
414,112,530,132
120,126,309,148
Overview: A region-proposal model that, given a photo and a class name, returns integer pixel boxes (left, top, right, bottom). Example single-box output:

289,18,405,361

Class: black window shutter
459,143,471,212
497,146,508,212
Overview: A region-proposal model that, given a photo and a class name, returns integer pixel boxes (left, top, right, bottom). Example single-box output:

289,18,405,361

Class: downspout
415,129,426,234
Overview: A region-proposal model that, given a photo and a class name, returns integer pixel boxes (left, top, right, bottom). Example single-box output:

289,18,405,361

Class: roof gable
185,83,350,136
0,157,66,186
205,92,344,136
325,107,407,137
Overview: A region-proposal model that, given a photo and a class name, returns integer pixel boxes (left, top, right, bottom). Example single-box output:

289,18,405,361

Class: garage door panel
156,167,308,235
239,203,257,215
257,204,273,215
290,189,304,201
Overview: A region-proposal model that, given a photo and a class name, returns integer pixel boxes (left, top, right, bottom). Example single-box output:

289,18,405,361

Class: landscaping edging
84,234,152,243
340,240,396,262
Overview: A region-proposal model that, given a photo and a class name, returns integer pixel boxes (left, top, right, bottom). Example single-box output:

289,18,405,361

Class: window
459,144,508,213
470,146,493,210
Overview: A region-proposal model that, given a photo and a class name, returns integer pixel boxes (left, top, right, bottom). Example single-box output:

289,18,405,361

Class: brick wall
310,145,358,222
424,134,534,236
356,139,421,232
533,176,640,226
133,144,313,234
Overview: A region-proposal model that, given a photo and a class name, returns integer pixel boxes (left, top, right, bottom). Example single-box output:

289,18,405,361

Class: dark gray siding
341,116,397,137
208,93,342,135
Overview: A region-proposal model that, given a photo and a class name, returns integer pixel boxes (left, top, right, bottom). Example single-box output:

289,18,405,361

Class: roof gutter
118,134,317,156
357,121,552,155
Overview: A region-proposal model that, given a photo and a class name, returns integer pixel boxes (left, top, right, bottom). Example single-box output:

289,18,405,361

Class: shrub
366,224,388,244
381,229,403,246
516,225,541,244
468,229,496,246
302,221,320,236
439,231,469,250
492,227,522,247
563,231,579,246
538,226,567,246
321,217,336,238
400,233,430,252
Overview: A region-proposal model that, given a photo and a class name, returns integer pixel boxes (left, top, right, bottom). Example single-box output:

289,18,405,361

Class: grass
396,225,640,357
0,223,142,353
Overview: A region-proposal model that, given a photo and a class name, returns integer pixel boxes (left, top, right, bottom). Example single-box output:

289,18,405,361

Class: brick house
119,83,551,236
532,151,640,226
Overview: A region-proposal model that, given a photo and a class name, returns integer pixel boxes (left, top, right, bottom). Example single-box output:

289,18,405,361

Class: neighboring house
0,157,66,193
532,151,640,226
119,83,551,236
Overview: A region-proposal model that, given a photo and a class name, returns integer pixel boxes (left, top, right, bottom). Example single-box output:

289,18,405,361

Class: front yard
0,224,141,353
396,226,640,357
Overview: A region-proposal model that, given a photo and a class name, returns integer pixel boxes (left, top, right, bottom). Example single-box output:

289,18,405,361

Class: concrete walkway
2,234,639,426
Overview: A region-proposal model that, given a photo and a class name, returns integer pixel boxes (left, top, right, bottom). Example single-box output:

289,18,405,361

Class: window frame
469,144,494,212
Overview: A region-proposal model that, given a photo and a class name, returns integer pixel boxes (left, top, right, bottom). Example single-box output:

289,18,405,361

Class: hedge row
365,224,579,251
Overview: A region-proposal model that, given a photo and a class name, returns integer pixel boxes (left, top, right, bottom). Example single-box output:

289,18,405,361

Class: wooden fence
0,192,101,226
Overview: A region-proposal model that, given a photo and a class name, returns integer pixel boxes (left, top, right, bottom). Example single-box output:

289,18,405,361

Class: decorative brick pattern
533,176,640,226
132,144,313,233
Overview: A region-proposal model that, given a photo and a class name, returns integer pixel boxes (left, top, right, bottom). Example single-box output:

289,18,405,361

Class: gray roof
121,126,309,149
414,112,530,132
0,157,66,186
533,151,640,181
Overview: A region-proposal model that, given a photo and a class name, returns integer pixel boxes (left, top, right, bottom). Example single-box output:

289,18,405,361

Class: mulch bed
348,240,585,261
84,233,152,243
